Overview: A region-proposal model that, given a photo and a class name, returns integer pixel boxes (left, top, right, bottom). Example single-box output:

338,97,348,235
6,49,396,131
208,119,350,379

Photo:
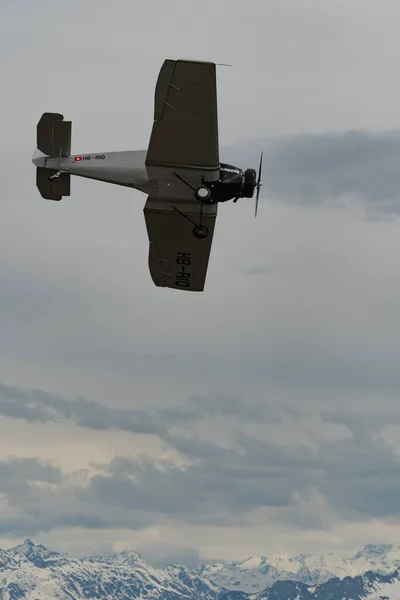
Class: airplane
32,59,263,292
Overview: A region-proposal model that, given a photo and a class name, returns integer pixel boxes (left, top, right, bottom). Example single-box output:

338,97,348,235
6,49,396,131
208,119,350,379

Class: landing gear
192,224,209,238
172,173,215,238
48,170,61,181
170,205,210,239
192,188,212,238
48,149,64,182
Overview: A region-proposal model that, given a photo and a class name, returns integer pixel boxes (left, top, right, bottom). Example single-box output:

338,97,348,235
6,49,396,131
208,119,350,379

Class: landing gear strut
48,149,64,182
172,173,214,238
170,205,210,239
48,170,61,181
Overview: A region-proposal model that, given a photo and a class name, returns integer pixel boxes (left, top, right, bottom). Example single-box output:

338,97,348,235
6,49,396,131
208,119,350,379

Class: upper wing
143,195,217,292
144,59,220,292
145,59,219,188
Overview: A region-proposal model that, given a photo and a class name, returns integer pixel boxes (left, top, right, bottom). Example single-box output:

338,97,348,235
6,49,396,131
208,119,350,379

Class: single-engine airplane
32,59,262,292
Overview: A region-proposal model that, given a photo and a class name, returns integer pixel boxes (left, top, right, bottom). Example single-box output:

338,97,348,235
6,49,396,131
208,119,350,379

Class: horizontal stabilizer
37,112,71,158
36,167,70,201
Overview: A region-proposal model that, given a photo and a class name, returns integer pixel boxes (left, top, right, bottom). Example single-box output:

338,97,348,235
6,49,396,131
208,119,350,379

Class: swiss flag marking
74,156,83,162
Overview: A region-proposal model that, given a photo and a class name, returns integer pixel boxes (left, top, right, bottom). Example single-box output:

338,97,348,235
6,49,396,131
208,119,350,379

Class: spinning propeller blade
255,151,263,218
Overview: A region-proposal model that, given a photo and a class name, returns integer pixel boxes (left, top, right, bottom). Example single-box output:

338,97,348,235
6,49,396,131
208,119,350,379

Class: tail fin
37,112,71,157
35,112,71,200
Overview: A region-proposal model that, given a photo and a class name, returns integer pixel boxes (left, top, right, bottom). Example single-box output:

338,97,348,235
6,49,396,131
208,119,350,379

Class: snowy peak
0,540,220,600
9,538,69,568
352,543,395,559
12,538,35,553
364,543,394,555
4,541,400,600
193,545,400,593
239,556,269,569
89,548,145,567
117,549,143,563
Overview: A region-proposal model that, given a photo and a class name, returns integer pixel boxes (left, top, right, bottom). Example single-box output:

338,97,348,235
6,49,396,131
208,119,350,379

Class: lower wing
143,196,217,292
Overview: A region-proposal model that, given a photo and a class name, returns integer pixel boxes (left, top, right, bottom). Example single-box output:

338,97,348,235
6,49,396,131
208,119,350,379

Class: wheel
194,186,212,202
192,225,209,238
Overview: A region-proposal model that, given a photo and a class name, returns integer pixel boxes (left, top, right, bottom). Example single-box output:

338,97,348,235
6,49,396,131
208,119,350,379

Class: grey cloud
0,457,61,486
0,396,50,423
2,410,400,536
3,129,400,405
4,382,400,535
312,410,400,519
224,130,400,212
6,380,400,531
0,457,61,516
0,478,151,535
137,542,202,568
160,393,304,426
322,440,400,518
321,408,400,436
244,266,277,275
0,382,302,435
95,426,400,524
0,383,166,436
85,435,314,521
0,434,307,534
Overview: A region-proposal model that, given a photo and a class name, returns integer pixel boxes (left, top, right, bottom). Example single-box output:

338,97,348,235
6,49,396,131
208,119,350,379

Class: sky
2,0,400,568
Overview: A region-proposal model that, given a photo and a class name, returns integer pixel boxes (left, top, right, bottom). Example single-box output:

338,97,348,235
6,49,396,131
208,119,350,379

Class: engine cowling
242,168,257,198
208,164,257,203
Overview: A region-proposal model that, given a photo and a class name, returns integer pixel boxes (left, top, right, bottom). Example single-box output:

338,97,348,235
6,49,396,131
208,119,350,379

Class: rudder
36,112,71,158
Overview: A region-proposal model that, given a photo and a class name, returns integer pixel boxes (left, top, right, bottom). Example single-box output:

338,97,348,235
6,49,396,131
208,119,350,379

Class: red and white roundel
74,156,83,162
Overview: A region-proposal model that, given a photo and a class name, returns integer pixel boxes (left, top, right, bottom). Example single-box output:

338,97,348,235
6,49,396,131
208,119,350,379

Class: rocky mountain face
0,539,220,600
220,570,400,600
3,540,400,600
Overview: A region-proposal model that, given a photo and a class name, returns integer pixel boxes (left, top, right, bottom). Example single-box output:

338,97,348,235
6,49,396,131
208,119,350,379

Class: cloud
0,457,62,536
0,457,61,488
0,382,301,435
1,396,400,542
81,419,400,528
0,383,165,436
136,542,202,568
3,381,400,538
315,413,400,520
224,130,400,214
160,392,302,425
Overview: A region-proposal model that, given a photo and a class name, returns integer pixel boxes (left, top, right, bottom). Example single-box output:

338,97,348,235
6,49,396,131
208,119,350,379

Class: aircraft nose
32,148,47,167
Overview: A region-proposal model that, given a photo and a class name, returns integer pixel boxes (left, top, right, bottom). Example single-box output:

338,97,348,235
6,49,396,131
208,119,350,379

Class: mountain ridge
3,540,400,599
0,539,220,600
193,543,400,592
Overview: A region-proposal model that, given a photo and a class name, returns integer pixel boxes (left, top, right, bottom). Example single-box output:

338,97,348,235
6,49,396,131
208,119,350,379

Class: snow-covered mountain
4,541,400,599
221,570,400,600
194,544,400,593
0,539,220,600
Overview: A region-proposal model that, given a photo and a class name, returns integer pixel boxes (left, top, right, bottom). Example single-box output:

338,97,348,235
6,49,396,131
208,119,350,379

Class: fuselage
31,149,254,204
32,149,151,194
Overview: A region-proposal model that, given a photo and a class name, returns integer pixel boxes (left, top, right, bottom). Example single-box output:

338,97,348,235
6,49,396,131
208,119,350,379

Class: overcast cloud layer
2,0,400,565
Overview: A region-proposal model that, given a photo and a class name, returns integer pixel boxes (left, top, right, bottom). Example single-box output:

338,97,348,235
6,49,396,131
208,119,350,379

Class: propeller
255,151,263,218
